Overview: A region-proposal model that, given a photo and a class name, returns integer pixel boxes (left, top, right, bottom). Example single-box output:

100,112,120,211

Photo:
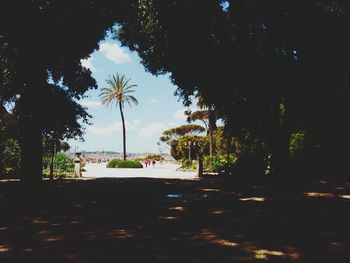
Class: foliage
0,1,130,182
107,159,143,169
169,135,209,161
0,118,20,173
100,74,138,160
2,1,350,179
161,124,206,141
204,154,237,173
55,152,74,174
178,159,197,171
212,127,232,156
116,0,350,177
289,132,310,158
145,154,163,161
188,110,209,130
100,74,138,109
0,138,21,173
160,123,208,161
43,152,74,174
43,136,71,156
39,84,92,141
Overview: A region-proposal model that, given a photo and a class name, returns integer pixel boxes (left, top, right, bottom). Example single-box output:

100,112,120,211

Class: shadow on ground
0,177,350,262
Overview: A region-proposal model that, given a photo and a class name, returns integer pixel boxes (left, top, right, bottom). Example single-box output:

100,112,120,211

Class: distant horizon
68,149,170,155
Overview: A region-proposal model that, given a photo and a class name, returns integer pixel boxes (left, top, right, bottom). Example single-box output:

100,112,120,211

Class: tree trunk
119,102,127,160
19,110,43,185
208,105,217,157
49,137,55,180
209,128,213,158
270,98,293,177
18,70,46,186
208,106,214,157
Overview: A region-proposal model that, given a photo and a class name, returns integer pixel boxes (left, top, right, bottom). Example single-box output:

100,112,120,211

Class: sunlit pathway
82,162,198,180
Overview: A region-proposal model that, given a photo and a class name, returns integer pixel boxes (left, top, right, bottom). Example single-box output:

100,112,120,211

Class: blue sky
69,35,197,153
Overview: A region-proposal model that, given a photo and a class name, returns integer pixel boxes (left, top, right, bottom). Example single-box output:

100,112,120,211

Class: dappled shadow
0,177,350,262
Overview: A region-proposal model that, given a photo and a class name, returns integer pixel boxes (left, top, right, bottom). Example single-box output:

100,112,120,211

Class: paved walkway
1,179,350,262
82,162,198,180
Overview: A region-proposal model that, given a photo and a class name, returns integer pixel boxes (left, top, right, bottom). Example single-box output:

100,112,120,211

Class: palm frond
99,73,138,110
124,95,139,107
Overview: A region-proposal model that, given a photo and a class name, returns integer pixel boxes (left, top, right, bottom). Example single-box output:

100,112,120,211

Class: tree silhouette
0,1,130,184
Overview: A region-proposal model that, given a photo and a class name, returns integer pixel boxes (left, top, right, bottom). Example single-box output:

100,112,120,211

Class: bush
0,138,21,173
107,159,143,169
204,154,237,173
145,154,163,161
55,152,74,173
289,132,309,157
106,159,120,168
42,152,75,178
178,159,197,170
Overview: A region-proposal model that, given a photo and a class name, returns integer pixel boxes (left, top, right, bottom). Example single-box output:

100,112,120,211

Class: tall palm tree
99,74,138,160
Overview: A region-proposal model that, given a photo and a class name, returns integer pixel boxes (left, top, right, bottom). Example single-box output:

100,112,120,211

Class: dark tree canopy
0,0,133,183
1,0,350,181
116,0,350,177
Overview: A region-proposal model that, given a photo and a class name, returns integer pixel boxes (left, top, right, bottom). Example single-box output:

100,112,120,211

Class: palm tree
99,74,138,160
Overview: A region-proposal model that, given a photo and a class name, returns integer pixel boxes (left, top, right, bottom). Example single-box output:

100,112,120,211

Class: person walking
144,159,148,167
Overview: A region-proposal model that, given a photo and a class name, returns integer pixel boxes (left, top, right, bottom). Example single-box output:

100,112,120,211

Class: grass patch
107,159,143,169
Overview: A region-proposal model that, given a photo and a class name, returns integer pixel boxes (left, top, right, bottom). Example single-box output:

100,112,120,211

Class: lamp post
184,140,198,161
184,140,203,177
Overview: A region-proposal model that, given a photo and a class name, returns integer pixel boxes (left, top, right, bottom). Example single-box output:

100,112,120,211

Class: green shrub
178,159,197,170
106,159,143,168
42,152,75,178
204,154,237,173
289,132,307,157
145,154,163,161
0,138,21,173
106,159,121,168
55,152,74,173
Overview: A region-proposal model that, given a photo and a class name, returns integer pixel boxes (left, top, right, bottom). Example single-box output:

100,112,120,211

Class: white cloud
173,109,189,120
88,122,121,136
79,99,101,108
149,98,159,103
99,42,132,64
88,121,140,136
138,123,168,138
81,56,96,72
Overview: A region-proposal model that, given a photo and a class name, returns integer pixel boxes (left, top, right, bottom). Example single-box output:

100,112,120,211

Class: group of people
86,158,109,164
144,159,156,167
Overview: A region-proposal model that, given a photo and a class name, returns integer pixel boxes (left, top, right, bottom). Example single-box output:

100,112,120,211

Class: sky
69,35,197,154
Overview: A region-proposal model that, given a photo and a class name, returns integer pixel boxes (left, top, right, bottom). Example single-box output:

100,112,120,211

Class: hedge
106,159,143,169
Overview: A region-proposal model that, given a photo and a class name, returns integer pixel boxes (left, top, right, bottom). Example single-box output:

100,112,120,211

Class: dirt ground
0,177,350,262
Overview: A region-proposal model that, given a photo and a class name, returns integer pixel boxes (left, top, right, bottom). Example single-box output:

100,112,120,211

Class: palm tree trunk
119,102,127,160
